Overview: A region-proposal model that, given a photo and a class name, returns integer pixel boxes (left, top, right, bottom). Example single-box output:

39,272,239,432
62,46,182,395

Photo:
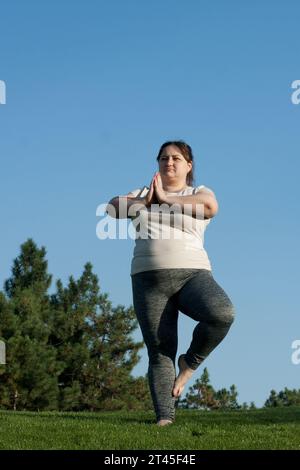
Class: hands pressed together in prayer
143,172,167,207
121,167,217,219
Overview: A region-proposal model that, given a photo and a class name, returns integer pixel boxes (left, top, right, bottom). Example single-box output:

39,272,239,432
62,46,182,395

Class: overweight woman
107,140,235,426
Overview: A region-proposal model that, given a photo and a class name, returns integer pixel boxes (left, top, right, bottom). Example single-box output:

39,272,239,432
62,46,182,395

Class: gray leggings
131,268,235,422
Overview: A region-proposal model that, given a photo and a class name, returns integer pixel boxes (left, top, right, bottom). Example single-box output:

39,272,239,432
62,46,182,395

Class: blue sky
0,0,299,407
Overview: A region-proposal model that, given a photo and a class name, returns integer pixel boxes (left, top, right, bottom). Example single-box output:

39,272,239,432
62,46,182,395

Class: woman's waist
130,248,212,275
133,238,204,255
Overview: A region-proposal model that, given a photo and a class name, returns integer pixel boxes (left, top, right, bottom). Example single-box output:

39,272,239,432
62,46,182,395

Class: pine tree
1,240,151,411
48,269,94,410
4,238,52,298
214,388,229,409
284,388,300,406
122,375,153,411
83,273,146,411
264,389,280,407
0,291,17,407
183,369,242,410
185,367,218,410
49,262,148,411
0,239,62,410
265,388,300,407
228,384,239,409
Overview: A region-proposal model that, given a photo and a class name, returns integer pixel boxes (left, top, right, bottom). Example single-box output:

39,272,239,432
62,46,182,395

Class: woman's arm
152,173,218,219
106,174,159,219
158,190,219,219
106,193,146,219
150,173,219,219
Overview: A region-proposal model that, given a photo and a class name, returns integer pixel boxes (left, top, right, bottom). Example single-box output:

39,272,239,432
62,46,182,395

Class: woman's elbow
106,197,119,218
205,199,219,219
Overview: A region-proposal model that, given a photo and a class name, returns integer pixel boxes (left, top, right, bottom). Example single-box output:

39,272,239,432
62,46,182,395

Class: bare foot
172,354,195,398
157,419,173,426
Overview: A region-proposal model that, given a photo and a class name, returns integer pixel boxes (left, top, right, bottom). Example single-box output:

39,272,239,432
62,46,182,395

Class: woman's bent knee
221,302,235,326
209,300,235,327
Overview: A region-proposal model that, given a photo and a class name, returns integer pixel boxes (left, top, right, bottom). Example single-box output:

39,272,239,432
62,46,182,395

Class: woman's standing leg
131,271,179,423
173,269,235,396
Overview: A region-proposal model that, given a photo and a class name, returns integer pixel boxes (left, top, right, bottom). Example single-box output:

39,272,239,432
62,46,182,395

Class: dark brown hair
156,140,195,186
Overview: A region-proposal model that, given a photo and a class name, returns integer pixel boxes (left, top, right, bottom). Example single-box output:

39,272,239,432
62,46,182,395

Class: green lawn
0,407,299,450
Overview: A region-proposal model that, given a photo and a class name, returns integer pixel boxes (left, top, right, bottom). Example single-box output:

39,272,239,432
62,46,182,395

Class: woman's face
158,145,192,183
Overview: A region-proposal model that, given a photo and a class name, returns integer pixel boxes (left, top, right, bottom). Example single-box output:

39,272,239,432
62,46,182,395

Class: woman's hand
142,173,159,207
153,172,167,203
140,172,167,207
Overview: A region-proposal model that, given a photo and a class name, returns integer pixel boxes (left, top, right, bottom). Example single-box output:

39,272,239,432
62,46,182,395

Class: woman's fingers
145,179,154,205
148,184,153,198
151,173,157,184
145,173,159,206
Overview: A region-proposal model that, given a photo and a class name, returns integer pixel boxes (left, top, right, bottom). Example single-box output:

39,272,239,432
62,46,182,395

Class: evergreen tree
184,369,241,410
49,262,148,411
264,389,279,407
228,384,240,409
283,388,300,406
48,267,96,410
122,375,153,411
0,291,18,407
1,240,152,411
214,388,230,409
82,273,146,411
265,387,300,407
185,368,218,410
0,239,62,410
4,238,52,298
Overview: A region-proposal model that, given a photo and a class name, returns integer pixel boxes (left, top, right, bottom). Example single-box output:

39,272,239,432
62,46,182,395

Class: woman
108,140,235,426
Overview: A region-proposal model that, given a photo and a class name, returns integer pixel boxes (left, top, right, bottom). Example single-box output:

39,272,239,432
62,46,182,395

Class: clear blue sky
1,0,299,407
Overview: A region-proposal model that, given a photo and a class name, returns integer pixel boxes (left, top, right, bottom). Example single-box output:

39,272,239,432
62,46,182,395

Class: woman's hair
156,140,195,186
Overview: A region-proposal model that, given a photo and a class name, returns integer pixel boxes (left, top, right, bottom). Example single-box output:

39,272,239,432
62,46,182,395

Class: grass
0,407,299,450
